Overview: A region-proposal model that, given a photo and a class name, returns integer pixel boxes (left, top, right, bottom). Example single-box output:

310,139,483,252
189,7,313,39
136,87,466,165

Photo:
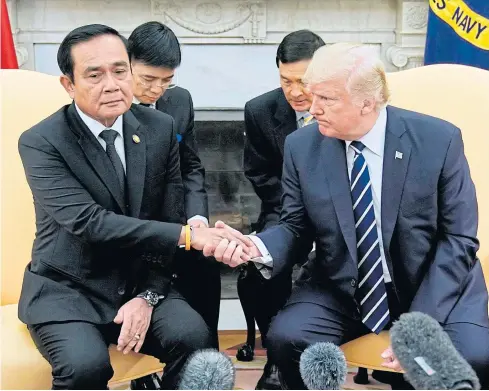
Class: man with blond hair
211,43,489,388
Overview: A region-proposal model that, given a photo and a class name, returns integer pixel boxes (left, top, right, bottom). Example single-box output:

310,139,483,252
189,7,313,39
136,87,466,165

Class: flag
1,0,18,69
424,0,489,70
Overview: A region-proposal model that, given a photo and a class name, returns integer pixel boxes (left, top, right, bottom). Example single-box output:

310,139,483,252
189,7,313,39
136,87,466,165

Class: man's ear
60,75,75,99
360,97,376,115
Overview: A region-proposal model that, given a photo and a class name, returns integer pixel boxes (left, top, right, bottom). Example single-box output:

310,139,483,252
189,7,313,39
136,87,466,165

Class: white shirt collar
295,110,310,122
75,103,123,139
345,107,387,157
132,96,156,109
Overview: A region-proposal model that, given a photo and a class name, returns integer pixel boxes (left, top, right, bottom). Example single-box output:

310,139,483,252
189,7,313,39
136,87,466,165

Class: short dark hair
276,30,325,67
128,21,181,69
57,24,127,82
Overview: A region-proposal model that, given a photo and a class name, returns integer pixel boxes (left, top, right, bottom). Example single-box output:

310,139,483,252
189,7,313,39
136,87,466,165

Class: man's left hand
381,345,403,371
114,298,153,354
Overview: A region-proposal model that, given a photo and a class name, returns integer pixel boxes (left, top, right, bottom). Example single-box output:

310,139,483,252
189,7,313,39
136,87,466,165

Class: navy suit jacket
258,106,488,327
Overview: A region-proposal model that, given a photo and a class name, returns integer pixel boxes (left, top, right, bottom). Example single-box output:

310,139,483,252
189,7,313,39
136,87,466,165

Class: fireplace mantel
8,0,428,109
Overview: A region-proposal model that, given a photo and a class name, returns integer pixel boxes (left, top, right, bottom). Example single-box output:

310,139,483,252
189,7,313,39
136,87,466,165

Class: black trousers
29,290,213,390
267,284,489,389
173,249,221,349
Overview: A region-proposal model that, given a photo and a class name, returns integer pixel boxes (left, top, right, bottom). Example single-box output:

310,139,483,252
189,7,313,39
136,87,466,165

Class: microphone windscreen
178,349,236,390
300,342,347,390
390,312,480,390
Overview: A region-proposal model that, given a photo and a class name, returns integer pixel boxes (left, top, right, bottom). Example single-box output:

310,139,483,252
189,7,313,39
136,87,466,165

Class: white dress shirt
75,104,126,171
250,108,392,282
132,97,209,227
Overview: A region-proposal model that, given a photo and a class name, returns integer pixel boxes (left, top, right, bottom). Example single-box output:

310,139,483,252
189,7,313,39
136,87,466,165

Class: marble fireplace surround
9,0,429,111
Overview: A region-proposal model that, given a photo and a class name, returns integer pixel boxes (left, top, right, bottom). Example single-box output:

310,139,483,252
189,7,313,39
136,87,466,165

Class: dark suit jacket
156,87,208,220
18,103,185,325
258,106,489,327
244,88,297,231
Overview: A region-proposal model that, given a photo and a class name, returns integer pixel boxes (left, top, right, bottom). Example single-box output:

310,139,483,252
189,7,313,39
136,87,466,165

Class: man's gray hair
303,43,390,110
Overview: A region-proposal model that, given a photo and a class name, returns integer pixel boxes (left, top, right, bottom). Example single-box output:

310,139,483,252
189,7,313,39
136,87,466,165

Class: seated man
212,43,489,389
18,24,250,390
241,29,324,389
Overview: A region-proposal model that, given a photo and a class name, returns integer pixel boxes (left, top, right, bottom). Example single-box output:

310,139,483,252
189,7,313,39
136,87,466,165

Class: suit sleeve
179,93,209,220
139,120,185,293
257,138,313,277
409,127,479,323
18,130,183,264
243,102,281,230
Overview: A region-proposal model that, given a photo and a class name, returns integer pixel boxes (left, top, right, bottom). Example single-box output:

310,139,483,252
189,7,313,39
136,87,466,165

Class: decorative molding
405,3,428,30
386,45,424,70
152,0,266,42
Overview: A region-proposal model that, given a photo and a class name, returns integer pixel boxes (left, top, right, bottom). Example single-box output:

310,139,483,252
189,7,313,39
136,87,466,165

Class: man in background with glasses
128,21,221,390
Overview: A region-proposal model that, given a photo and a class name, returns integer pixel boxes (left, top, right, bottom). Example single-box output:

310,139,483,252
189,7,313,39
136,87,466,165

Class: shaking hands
185,220,261,267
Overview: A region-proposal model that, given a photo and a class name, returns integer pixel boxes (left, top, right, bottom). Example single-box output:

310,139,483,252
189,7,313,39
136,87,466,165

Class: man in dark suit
240,30,324,389
127,21,221,389
18,24,251,390
212,43,489,389
127,19,221,361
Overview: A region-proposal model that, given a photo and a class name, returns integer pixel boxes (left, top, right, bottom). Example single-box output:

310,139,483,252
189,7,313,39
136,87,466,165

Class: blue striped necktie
350,141,390,334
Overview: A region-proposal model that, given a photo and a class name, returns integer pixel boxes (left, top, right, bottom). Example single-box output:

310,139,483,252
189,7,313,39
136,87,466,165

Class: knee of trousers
54,350,113,389
165,320,214,359
266,318,306,366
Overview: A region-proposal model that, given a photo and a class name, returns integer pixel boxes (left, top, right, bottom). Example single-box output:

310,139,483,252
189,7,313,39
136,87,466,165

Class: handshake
183,221,261,267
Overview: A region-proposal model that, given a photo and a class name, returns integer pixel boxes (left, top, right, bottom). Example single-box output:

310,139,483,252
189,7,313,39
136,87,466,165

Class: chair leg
236,264,257,362
353,367,370,384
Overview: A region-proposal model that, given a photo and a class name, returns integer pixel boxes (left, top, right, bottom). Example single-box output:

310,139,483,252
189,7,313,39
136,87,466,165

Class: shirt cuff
188,215,209,227
247,235,273,279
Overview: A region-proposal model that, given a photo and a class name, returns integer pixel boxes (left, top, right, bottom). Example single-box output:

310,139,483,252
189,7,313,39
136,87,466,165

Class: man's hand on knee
114,298,153,354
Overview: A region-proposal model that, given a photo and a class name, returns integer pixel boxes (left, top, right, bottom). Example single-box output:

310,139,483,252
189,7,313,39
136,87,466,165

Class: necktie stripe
355,201,373,228
351,161,367,190
360,276,384,306
359,257,382,288
352,182,371,210
362,292,387,323
358,239,379,268
372,310,390,333
350,141,390,334
357,220,376,248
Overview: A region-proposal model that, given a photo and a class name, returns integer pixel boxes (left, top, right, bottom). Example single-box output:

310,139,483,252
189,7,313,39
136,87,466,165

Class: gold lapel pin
132,134,140,144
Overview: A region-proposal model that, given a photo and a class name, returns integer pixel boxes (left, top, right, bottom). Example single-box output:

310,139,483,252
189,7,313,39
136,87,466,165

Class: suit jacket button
172,273,178,279
117,287,125,295
351,279,357,287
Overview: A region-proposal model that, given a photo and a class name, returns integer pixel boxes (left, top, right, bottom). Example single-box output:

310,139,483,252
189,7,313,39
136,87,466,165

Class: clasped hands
190,220,260,267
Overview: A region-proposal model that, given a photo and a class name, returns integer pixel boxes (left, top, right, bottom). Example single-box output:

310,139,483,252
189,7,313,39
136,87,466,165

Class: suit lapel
68,104,127,213
123,110,146,218
381,106,411,252
273,92,298,156
322,137,358,264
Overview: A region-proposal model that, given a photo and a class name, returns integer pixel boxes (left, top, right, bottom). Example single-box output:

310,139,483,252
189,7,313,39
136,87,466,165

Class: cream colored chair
1,70,164,389
340,64,489,372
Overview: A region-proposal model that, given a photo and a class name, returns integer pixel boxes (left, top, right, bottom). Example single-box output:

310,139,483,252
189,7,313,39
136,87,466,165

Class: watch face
146,291,159,306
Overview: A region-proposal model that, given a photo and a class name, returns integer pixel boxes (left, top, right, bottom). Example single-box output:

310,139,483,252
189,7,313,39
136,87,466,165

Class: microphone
178,349,236,390
390,312,480,390
299,342,347,390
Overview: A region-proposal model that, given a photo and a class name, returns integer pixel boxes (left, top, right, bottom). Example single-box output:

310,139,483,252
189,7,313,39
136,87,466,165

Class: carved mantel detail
387,45,424,70
404,2,428,30
152,0,266,43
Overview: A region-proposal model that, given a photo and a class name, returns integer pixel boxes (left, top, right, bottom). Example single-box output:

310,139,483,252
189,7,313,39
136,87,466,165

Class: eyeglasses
136,75,177,90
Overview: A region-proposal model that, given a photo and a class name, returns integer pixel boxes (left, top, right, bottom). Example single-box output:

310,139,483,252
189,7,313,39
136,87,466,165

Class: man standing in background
128,21,221,389
241,30,324,389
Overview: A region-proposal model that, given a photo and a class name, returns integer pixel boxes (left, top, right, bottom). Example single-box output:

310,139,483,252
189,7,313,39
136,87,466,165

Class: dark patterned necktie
350,141,390,334
100,129,125,195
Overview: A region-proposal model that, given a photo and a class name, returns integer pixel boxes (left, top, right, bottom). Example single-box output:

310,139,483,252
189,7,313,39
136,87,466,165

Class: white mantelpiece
9,0,429,109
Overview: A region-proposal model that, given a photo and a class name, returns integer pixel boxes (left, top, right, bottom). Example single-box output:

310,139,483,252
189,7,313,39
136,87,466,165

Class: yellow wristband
185,224,191,251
